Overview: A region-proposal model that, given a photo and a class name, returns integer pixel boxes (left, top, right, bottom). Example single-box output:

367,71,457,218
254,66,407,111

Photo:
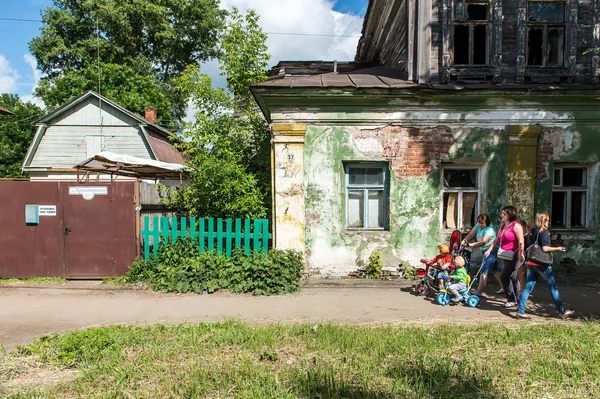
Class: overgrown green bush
365,252,383,279
125,240,303,295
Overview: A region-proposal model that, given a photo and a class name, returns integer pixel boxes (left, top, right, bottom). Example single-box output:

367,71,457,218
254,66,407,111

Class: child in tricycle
444,256,468,303
420,243,453,290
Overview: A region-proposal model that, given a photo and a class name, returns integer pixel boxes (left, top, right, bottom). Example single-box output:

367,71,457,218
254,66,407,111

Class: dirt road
1,279,598,353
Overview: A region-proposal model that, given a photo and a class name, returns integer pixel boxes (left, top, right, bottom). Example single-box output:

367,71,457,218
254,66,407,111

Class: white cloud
0,54,20,93
221,0,364,67
21,54,45,108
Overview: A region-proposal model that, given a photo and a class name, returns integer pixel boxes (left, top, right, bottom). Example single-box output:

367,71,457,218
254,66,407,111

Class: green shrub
365,252,383,279
125,240,303,295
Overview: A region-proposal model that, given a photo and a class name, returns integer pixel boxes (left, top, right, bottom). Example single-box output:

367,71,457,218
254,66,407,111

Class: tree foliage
29,0,227,125
165,9,271,219
0,94,44,178
36,63,176,128
30,0,226,81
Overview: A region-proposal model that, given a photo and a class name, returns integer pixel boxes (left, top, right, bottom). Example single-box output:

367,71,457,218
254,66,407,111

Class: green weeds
124,240,304,295
1,321,599,398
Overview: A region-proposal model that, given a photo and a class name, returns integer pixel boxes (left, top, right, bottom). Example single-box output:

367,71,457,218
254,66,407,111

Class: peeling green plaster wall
303,125,511,276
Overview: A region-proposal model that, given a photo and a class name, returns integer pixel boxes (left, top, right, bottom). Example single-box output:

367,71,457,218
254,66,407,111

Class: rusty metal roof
144,129,187,164
253,66,417,89
0,106,15,115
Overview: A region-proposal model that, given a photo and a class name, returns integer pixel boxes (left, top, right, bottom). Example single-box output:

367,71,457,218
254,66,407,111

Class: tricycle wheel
436,292,450,306
467,295,480,308
415,281,430,296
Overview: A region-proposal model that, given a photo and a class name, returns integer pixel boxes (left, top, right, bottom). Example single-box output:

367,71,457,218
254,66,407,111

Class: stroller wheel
467,295,480,308
436,292,450,306
415,282,430,296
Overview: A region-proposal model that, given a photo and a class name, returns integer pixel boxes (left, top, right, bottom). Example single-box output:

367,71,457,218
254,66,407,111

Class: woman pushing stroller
461,213,503,296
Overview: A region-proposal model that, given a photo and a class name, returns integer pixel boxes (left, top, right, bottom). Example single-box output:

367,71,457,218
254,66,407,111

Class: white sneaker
495,288,505,294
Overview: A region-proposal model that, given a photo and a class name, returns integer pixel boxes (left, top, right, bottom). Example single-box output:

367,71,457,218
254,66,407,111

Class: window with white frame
345,164,387,229
552,166,587,229
441,167,480,230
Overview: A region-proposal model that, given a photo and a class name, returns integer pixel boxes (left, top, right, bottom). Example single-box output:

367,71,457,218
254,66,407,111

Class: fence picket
217,218,223,254
244,219,251,255
207,218,215,251
141,216,271,260
226,218,233,257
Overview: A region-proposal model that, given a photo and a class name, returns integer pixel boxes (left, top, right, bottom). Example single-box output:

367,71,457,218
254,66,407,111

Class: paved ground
1,279,599,353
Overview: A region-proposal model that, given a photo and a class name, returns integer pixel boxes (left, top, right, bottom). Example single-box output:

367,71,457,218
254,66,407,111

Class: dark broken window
453,1,489,65
527,1,565,66
442,167,479,231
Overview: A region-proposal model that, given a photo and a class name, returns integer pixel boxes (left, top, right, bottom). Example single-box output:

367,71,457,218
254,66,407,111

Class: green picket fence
141,216,272,260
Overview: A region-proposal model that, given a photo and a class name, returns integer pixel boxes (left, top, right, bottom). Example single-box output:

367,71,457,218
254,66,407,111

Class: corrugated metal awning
75,152,190,180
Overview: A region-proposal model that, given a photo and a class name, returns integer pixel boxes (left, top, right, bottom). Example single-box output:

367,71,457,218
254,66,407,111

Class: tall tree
30,0,226,81
165,9,272,219
36,63,177,129
29,0,227,125
0,95,43,178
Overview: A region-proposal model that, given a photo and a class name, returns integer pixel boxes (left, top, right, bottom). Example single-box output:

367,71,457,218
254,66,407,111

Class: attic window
527,1,565,66
453,0,490,65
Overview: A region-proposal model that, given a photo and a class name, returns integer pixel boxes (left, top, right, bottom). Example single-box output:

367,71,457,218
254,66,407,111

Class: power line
0,17,361,38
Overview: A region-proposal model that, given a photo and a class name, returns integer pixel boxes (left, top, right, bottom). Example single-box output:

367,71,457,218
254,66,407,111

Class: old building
251,0,600,277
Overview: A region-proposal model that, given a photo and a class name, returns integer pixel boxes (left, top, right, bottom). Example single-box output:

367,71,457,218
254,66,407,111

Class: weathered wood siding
360,0,599,84
30,126,152,168
29,96,153,168
356,0,408,76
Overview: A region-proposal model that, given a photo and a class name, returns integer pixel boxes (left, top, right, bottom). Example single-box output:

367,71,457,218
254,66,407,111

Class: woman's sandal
516,313,531,320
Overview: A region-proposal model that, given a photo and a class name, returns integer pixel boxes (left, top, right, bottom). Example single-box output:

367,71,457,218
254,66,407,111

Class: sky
0,0,367,108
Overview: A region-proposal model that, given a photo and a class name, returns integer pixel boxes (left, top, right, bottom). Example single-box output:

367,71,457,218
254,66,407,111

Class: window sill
343,229,390,236
551,230,596,241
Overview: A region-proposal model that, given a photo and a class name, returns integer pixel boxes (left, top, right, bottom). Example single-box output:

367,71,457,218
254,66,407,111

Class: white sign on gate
39,205,57,216
68,186,108,200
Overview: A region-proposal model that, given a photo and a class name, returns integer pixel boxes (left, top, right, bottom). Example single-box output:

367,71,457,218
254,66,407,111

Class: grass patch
0,277,66,285
1,320,599,398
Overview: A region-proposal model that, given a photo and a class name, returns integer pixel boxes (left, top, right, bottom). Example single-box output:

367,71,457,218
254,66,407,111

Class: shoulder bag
497,223,515,261
526,230,553,265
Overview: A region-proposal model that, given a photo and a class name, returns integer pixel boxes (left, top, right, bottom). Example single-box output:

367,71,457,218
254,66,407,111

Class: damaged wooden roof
253,65,418,89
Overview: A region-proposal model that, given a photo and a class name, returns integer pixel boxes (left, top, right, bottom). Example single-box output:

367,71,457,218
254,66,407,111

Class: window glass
571,191,586,228
547,27,563,66
454,25,470,64
473,25,488,64
349,167,384,186
528,2,565,23
443,169,478,188
562,168,585,187
462,192,478,230
553,169,561,185
348,190,364,228
455,1,464,20
551,191,566,228
466,4,488,20
443,192,459,229
368,190,384,228
528,27,544,65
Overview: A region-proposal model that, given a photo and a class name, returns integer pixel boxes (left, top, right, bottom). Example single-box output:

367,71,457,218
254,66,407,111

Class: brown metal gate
0,181,137,278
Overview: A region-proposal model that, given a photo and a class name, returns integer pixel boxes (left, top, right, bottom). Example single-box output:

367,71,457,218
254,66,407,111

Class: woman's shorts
480,251,500,274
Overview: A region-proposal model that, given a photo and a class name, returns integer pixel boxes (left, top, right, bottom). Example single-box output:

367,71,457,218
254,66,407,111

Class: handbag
496,223,515,261
526,230,553,265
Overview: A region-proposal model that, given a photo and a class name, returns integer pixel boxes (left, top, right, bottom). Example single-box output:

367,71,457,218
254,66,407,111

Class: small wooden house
22,90,184,180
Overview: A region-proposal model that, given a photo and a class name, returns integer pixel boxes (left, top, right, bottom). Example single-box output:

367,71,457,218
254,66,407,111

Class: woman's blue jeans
518,265,566,315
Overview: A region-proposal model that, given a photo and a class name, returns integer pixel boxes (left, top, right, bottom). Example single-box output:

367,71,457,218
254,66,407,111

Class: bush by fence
125,240,303,296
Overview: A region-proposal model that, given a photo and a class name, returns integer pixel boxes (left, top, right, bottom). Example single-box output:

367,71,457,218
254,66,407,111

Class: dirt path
1,279,598,353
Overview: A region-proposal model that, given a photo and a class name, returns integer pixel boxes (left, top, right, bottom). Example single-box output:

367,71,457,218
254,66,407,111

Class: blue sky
0,0,367,105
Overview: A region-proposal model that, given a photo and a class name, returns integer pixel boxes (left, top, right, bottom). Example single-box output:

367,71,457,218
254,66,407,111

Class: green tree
36,63,176,129
165,9,271,219
0,95,44,178
30,0,226,81
29,0,227,125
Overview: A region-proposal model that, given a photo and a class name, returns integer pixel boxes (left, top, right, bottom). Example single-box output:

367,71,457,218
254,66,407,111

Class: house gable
23,91,158,171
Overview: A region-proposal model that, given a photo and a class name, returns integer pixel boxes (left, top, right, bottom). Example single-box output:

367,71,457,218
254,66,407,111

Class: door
61,182,136,277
